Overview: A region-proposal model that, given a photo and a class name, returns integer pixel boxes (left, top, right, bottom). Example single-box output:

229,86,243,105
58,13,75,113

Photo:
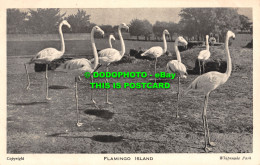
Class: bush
111,55,137,65
34,57,73,72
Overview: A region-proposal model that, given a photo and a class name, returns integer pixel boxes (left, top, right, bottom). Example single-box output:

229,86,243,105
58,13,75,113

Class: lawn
7,34,252,153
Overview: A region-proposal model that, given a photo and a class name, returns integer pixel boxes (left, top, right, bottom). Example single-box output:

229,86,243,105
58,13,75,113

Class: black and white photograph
0,0,259,164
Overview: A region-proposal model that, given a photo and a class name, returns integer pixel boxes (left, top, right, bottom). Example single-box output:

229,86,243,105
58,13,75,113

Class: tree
27,8,65,34
152,21,169,41
86,23,96,33
129,19,152,40
178,8,241,42
239,14,251,32
99,25,114,36
65,9,90,33
142,20,153,40
7,9,28,34
167,21,178,41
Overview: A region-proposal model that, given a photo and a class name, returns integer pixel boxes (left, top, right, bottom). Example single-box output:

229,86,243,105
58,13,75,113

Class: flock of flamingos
23,20,236,152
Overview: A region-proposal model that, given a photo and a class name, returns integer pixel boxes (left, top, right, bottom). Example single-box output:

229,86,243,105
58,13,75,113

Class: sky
21,8,252,26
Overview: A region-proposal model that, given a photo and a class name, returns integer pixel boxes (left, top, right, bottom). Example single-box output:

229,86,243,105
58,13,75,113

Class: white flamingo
92,23,129,104
198,35,211,75
166,36,188,118
184,31,235,152
89,34,116,104
141,29,170,83
56,26,104,127
24,20,71,100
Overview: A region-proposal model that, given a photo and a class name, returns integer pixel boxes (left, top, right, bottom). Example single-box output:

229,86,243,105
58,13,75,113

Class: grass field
7,34,252,153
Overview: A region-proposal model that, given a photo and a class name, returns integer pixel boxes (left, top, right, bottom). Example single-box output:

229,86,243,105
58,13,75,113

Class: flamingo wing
141,46,163,58
31,48,62,63
56,58,93,74
186,71,225,94
97,48,121,64
198,50,211,60
167,60,187,78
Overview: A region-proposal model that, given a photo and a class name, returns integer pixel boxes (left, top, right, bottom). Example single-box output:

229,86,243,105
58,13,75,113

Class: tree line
7,8,252,42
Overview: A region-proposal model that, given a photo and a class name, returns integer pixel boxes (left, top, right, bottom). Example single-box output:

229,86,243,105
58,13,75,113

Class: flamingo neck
225,35,232,78
174,39,181,62
118,27,125,57
109,35,113,48
162,32,167,53
59,23,65,55
206,37,209,51
91,29,98,70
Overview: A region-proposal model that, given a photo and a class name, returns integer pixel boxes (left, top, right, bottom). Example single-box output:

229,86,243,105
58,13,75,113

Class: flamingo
184,31,235,152
141,29,170,83
198,35,210,75
91,23,129,104
89,34,116,104
209,36,216,46
56,26,104,127
24,20,71,100
166,36,188,118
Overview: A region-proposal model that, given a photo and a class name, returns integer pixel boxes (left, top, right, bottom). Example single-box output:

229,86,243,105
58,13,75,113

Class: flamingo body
141,46,164,58
185,71,227,94
167,60,187,78
98,48,121,64
29,48,63,64
198,49,210,61
56,58,94,75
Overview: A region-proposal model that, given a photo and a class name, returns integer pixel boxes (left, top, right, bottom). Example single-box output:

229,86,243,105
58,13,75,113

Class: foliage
27,8,66,34
99,24,114,36
152,21,168,40
7,9,28,34
179,8,241,41
153,21,178,41
239,14,251,32
129,19,152,40
65,9,90,33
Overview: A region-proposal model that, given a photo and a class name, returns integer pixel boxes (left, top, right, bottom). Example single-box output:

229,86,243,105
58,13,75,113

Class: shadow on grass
84,109,114,120
46,133,123,143
11,101,48,106
45,133,202,151
148,79,170,83
91,135,124,142
49,85,69,90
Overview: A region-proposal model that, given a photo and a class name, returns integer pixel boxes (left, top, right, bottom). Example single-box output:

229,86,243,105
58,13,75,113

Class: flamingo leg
75,77,83,127
202,61,205,74
202,94,212,152
198,60,201,75
45,64,51,100
90,75,95,103
205,94,216,147
24,63,31,90
176,76,180,118
90,75,100,109
154,57,157,83
105,65,112,104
